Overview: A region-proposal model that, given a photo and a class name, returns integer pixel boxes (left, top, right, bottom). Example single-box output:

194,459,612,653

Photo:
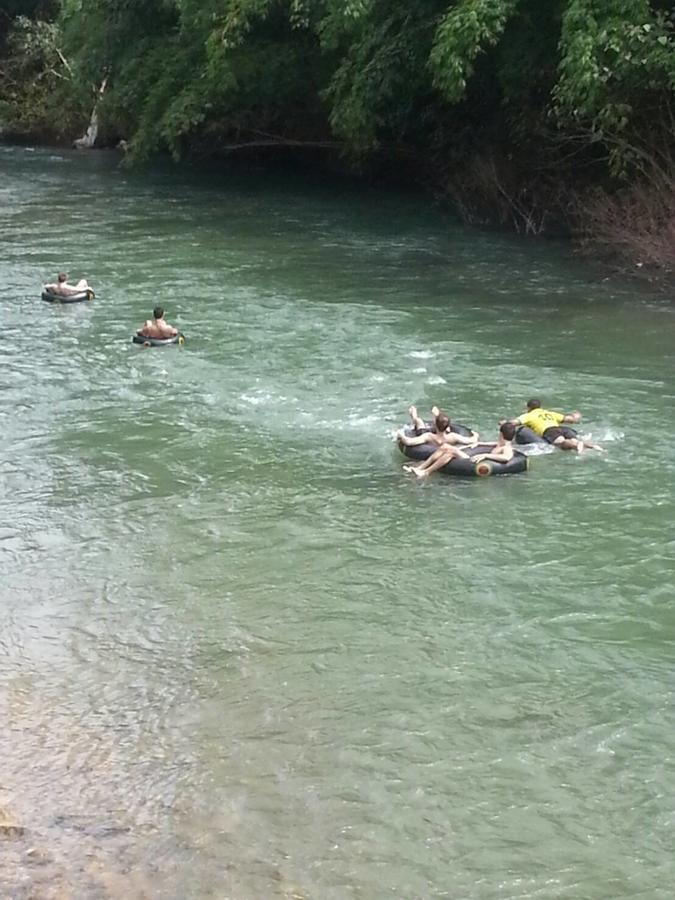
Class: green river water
1,145,674,899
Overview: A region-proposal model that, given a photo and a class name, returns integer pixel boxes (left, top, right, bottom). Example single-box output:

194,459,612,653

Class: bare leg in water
403,444,469,478
408,405,426,432
556,437,604,454
408,404,442,432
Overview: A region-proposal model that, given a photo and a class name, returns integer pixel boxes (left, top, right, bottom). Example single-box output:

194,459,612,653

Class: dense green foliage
2,0,672,160
0,9,82,138
1,0,673,272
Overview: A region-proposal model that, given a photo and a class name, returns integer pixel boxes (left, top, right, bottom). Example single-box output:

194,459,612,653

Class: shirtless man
403,421,516,479
137,306,178,339
398,410,475,478
44,272,91,296
407,404,479,443
472,422,516,464
398,410,477,451
506,398,603,453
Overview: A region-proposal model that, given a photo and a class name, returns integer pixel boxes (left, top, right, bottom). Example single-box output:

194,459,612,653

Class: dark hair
526,398,541,410
500,422,516,441
153,306,164,320
58,272,67,282
435,413,450,432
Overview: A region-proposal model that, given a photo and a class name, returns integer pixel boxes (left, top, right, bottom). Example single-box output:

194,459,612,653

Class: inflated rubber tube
398,430,527,477
41,289,94,304
515,425,547,445
515,424,578,446
132,332,185,347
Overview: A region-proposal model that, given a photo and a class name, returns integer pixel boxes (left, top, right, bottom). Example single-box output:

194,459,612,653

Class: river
1,145,674,899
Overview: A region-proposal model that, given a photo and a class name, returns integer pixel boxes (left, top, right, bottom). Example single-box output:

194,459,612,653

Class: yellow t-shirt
517,408,565,436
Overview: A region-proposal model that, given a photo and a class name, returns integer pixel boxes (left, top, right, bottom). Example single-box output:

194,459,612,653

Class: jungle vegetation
1,0,673,278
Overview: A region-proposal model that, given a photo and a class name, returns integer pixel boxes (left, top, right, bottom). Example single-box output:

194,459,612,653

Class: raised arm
563,411,582,423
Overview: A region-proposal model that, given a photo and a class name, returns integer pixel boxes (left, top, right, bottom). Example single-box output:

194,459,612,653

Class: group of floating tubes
398,422,529,478
40,289,185,347
38,290,546,473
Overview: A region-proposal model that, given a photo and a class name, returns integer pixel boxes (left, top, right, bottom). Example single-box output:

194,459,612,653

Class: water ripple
1,146,675,898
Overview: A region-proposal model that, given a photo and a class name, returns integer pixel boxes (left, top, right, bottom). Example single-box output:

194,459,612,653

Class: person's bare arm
563,411,581,423
473,446,513,464
450,430,480,446
60,283,86,295
157,321,178,337
397,430,433,447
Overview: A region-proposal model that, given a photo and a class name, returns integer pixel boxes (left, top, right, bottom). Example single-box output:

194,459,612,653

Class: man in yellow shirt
507,398,603,453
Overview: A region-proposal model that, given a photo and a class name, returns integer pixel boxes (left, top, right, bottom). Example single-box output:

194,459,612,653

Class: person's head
526,398,541,411
500,422,516,441
435,412,450,433
57,272,67,283
153,306,164,320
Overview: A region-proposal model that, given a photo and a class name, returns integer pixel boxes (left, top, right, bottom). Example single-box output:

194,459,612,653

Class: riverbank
5,129,673,290
2,0,674,289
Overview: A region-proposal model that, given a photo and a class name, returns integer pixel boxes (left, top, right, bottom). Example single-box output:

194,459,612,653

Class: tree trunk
73,77,107,149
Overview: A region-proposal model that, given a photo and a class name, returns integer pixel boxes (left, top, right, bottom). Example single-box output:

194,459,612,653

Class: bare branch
54,46,73,77
219,138,344,152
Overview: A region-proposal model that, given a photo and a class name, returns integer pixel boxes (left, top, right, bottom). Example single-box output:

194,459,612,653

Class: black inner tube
132,332,185,346
41,289,92,304
398,426,527,476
